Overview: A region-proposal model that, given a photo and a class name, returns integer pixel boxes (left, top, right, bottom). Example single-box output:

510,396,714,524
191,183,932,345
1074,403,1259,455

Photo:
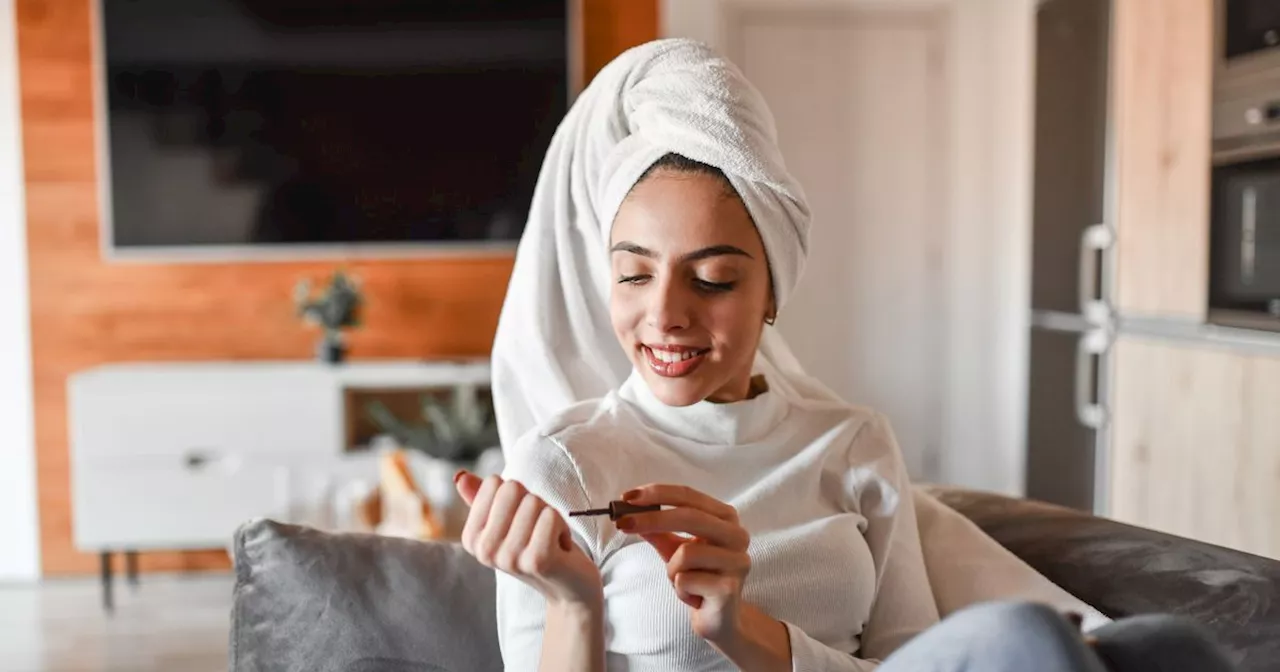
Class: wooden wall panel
1111,0,1213,319
17,0,657,576
582,0,661,81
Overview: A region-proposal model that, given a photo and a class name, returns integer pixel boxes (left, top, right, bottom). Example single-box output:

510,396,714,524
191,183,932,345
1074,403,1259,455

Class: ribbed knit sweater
496,371,939,671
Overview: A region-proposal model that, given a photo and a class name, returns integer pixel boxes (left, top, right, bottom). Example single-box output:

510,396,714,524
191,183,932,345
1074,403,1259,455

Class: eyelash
616,275,737,294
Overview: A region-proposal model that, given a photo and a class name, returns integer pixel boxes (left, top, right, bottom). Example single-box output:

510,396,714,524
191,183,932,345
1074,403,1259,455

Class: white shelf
68,358,490,552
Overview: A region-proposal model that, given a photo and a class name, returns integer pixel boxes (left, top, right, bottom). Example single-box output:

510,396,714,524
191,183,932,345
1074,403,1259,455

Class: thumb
639,532,685,563
454,470,483,506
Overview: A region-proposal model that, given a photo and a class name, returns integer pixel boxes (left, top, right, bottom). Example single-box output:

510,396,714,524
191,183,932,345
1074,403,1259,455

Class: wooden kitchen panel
1109,337,1280,559
1111,0,1213,319
17,0,658,575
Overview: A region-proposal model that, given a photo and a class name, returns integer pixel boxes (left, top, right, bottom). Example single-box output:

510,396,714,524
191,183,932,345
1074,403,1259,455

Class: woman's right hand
455,471,603,608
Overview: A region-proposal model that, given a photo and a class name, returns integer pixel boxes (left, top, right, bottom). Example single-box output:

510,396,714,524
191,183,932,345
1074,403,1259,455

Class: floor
0,573,232,672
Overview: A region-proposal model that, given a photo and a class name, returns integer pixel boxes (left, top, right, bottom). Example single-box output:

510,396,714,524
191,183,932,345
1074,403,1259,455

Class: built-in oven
1222,0,1280,62
1210,1,1280,330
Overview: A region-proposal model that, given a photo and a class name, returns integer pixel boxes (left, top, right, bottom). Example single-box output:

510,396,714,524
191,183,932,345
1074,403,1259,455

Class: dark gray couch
229,488,1280,672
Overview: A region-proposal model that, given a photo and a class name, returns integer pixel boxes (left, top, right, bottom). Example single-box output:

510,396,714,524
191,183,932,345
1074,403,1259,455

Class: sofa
228,487,1280,672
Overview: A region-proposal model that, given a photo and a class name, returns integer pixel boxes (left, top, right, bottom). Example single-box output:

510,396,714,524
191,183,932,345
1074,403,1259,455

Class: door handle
1078,223,1114,326
1074,328,1111,429
1242,186,1257,286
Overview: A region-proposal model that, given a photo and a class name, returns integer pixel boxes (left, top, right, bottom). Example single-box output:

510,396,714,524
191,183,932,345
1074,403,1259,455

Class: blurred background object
294,268,363,363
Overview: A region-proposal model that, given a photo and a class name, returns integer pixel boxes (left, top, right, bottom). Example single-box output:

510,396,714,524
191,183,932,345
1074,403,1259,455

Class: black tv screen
100,0,569,249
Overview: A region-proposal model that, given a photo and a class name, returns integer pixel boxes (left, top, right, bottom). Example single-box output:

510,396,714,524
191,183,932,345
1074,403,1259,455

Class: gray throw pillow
231,519,501,672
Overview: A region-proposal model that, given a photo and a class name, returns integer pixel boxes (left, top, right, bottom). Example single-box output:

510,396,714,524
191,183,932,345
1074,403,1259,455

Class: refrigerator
1025,0,1117,513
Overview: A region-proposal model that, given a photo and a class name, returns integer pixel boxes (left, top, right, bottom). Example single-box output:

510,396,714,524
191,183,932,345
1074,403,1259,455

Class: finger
455,470,484,506
674,570,735,604
622,484,737,522
639,532,685,563
495,494,545,571
675,586,702,609
521,506,567,575
619,508,748,551
667,542,749,580
460,475,503,553
475,480,528,560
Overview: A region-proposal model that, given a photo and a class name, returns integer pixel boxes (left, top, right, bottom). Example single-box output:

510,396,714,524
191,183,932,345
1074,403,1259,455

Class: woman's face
610,169,774,406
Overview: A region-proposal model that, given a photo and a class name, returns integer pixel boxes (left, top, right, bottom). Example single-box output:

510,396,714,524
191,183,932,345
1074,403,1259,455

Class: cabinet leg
100,551,114,614
125,550,139,589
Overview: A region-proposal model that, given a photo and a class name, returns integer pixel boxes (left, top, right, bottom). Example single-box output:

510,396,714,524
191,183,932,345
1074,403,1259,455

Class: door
1024,0,1115,512
1030,0,1112,316
664,2,950,481
1024,323,1109,511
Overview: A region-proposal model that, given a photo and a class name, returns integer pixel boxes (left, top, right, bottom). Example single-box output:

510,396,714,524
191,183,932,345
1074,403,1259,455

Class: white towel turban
491,37,836,451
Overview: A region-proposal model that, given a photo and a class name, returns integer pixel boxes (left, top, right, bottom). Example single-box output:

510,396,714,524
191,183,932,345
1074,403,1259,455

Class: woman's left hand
613,484,752,644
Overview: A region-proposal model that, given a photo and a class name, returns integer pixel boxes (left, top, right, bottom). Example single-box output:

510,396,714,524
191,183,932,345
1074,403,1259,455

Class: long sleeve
494,431,603,672
784,622,880,671
844,413,940,660
776,413,938,672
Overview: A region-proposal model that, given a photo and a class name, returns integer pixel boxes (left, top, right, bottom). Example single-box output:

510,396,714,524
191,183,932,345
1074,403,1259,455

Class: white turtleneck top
495,372,939,671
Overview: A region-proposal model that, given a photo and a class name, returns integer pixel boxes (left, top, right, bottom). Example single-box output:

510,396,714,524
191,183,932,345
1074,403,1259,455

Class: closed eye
618,274,651,285
695,279,736,293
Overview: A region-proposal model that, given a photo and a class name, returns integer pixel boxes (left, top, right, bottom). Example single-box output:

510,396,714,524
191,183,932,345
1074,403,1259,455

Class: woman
454,39,1233,671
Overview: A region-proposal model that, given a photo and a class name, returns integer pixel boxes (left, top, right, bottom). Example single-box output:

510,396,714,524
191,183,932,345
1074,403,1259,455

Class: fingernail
621,489,640,501
616,517,634,531
453,470,466,484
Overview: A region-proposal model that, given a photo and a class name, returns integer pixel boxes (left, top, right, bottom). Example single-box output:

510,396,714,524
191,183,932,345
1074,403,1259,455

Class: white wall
0,0,41,581
940,0,1035,497
663,0,1036,496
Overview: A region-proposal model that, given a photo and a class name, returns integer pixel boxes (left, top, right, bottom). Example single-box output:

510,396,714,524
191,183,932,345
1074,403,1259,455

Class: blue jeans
879,602,1236,672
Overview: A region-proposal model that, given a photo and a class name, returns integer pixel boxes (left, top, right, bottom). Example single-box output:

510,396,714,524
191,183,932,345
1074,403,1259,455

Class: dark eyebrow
610,241,656,258
610,241,754,262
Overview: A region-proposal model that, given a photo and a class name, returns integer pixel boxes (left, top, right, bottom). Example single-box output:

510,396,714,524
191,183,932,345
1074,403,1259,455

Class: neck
707,374,768,404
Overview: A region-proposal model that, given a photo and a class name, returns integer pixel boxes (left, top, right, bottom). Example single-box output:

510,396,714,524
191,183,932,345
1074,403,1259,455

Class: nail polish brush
569,500,661,521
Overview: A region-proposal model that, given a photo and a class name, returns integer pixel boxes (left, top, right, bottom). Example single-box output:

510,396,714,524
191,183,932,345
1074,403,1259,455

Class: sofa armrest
926,486,1280,670
230,519,501,672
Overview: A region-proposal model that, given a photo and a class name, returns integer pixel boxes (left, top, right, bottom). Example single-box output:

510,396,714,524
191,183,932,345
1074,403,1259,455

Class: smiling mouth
641,345,710,377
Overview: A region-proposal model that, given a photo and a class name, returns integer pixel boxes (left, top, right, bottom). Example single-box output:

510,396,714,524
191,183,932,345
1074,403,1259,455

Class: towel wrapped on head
492,37,832,450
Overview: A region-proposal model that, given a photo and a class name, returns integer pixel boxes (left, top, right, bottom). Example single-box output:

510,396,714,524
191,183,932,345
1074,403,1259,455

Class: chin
638,369,711,407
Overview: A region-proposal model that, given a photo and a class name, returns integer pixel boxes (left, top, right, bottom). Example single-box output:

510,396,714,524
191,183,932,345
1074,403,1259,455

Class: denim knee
947,602,1100,669
879,601,1105,672
950,601,1075,635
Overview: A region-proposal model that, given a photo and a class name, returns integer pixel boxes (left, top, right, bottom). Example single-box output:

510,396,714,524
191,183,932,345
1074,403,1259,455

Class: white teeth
649,347,700,363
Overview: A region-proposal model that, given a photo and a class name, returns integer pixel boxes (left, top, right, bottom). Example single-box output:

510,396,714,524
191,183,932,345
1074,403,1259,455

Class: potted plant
364,384,500,463
294,269,363,364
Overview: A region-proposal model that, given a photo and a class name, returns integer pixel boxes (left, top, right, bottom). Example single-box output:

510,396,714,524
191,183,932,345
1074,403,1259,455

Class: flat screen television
98,0,570,254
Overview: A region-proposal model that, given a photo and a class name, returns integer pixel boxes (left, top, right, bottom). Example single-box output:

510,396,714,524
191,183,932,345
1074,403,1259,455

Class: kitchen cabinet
1111,0,1213,320
1110,337,1280,559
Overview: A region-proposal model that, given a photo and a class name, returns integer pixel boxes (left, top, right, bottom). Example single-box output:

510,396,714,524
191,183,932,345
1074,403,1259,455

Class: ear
764,271,778,325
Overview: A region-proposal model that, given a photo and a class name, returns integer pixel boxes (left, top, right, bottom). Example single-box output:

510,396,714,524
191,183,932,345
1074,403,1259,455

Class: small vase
317,332,347,364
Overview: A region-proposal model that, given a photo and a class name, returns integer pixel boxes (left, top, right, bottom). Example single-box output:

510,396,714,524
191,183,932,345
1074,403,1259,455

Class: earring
764,315,776,326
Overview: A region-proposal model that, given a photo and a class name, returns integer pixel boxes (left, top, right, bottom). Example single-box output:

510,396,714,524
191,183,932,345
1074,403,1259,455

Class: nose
646,276,691,333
